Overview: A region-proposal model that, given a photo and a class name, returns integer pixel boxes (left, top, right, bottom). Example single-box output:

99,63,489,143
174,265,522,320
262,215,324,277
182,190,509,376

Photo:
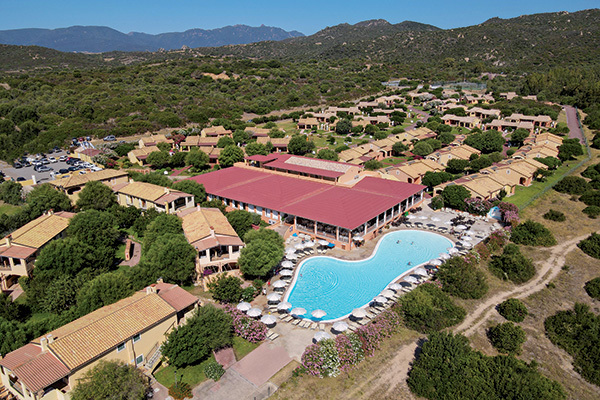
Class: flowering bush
465,198,493,216
498,202,520,226
300,308,402,377
204,359,225,381
223,305,267,343
462,251,481,267
486,229,510,252
475,242,492,260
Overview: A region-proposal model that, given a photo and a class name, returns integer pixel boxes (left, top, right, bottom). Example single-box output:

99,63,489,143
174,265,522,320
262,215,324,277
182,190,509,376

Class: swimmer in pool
411,241,414,245
408,261,412,266
397,240,400,244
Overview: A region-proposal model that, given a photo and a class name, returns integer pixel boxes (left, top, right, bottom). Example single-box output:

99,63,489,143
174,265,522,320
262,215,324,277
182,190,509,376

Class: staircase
144,344,163,372
0,385,16,400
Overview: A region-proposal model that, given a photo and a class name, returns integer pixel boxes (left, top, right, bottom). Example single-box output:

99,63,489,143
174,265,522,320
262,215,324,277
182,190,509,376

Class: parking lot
2,150,101,185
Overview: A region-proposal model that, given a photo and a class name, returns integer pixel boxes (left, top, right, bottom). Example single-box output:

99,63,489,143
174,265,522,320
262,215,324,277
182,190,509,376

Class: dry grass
272,328,420,400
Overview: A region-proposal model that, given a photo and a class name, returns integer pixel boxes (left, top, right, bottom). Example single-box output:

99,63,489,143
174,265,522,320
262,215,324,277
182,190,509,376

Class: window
135,354,144,365
117,343,125,352
133,334,141,343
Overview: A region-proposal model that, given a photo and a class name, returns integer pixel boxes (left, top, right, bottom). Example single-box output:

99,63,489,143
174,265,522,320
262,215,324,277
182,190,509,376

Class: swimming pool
284,230,454,321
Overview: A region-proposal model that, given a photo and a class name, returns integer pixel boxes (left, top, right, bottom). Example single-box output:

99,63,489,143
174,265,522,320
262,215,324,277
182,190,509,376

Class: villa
188,162,426,250
244,127,271,138
257,137,290,152
0,211,75,290
112,181,194,214
441,115,481,129
179,206,245,276
201,126,232,137
179,136,219,151
0,282,198,400
297,117,319,130
49,169,129,203
426,144,481,166
138,134,173,148
386,159,445,184
127,145,160,166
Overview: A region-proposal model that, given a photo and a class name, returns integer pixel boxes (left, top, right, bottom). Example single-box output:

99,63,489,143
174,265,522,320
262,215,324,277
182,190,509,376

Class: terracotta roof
115,182,188,203
44,292,175,369
181,136,218,147
0,244,37,259
256,137,290,147
140,135,173,146
202,126,232,136
154,283,199,312
50,169,128,189
179,207,242,250
6,212,74,249
129,145,160,160
79,148,101,157
262,154,359,178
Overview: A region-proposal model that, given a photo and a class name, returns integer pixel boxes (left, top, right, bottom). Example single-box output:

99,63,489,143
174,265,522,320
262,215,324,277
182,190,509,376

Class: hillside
0,24,304,53
206,9,600,71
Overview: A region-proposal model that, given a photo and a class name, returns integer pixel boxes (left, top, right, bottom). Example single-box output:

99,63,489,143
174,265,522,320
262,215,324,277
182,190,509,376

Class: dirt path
455,235,588,336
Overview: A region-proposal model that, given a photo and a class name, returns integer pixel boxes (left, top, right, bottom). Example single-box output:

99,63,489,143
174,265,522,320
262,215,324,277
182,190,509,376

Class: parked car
59,168,69,174
13,162,23,169
59,156,67,162
41,159,50,165
103,135,116,141
68,166,79,172
16,177,26,182
49,157,57,163
35,165,52,172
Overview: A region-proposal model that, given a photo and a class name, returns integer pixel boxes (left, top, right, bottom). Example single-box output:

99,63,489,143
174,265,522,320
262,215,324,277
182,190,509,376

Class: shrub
497,201,520,226
580,190,600,207
169,382,192,400
223,305,267,343
582,206,600,218
241,286,256,302
554,176,589,195
578,233,600,259
511,220,557,247
485,229,510,253
399,283,466,333
487,322,526,354
543,209,566,222
464,198,492,216
545,303,600,386
441,185,471,211
584,277,600,300
437,256,488,299
407,332,566,400
204,359,225,381
207,274,243,304
498,298,528,322
488,244,536,284
430,195,444,210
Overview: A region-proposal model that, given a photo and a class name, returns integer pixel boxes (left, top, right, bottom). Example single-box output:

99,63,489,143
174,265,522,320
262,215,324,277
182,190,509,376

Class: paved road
564,105,584,144
2,150,70,182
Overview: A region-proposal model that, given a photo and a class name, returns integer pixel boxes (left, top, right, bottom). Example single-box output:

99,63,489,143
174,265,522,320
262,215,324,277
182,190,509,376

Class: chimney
157,277,164,284
5,235,11,247
48,209,54,215
145,286,157,295
40,337,48,352
165,187,170,194
210,226,215,238
46,334,54,344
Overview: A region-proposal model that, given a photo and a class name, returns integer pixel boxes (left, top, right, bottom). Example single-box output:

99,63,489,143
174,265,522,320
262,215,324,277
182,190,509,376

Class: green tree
233,130,250,145
509,128,529,147
288,135,315,155
71,360,149,400
76,271,133,316
157,142,172,152
335,119,352,135
554,176,589,195
511,220,557,246
217,136,235,148
0,318,28,356
464,131,505,153
169,151,187,168
172,180,206,204
578,233,600,259
421,171,453,190
218,145,245,168
42,275,80,314
498,298,528,322
243,228,284,247
239,239,284,278
142,234,196,285
26,184,71,217
363,160,383,171
161,305,233,368
185,150,209,171
437,256,488,299
392,142,408,155
488,322,526,354
114,143,136,157
146,151,171,169
0,181,22,205
76,181,117,211
35,238,98,277
446,159,470,174
143,213,183,251
226,210,260,238
441,185,471,211
316,148,338,161
558,138,583,161
68,210,120,251
207,273,243,303
245,142,268,156
412,142,434,156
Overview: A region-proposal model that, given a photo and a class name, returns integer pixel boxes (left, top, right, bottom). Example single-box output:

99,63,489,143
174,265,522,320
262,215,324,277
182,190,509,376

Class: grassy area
154,337,260,388
182,284,213,301
232,336,259,360
381,156,409,165
0,202,21,216
505,158,582,209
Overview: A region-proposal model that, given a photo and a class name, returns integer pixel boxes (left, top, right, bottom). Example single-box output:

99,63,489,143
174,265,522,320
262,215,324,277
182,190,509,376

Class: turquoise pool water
284,230,454,321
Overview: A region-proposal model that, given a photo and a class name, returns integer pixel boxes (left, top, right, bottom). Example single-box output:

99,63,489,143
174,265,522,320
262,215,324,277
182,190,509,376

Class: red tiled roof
0,344,41,370
153,283,199,312
245,155,278,163
188,167,424,230
0,244,37,259
80,148,101,157
262,154,358,179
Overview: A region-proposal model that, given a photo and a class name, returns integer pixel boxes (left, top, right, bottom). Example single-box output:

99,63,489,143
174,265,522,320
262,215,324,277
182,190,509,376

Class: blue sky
2,0,597,35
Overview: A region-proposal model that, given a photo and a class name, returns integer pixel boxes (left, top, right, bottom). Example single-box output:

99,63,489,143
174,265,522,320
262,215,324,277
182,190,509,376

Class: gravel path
564,105,585,144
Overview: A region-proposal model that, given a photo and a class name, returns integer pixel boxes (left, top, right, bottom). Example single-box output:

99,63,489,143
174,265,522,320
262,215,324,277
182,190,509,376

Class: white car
59,156,67,162
48,157,57,163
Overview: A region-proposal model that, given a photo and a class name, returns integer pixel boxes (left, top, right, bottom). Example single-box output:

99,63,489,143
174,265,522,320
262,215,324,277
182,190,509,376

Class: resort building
179,136,219,151
325,106,361,116
112,181,194,214
256,137,290,153
244,127,270,139
201,126,232,138
467,107,501,119
441,115,481,129
189,164,426,250
72,148,101,164
245,153,363,183
138,134,173,148
436,175,513,200
374,95,404,107
297,117,319,130
385,159,445,184
49,169,129,203
486,119,535,134
505,113,553,128
0,282,198,400
481,158,547,187
426,144,481,166
179,207,244,276
0,211,74,290
128,146,160,166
